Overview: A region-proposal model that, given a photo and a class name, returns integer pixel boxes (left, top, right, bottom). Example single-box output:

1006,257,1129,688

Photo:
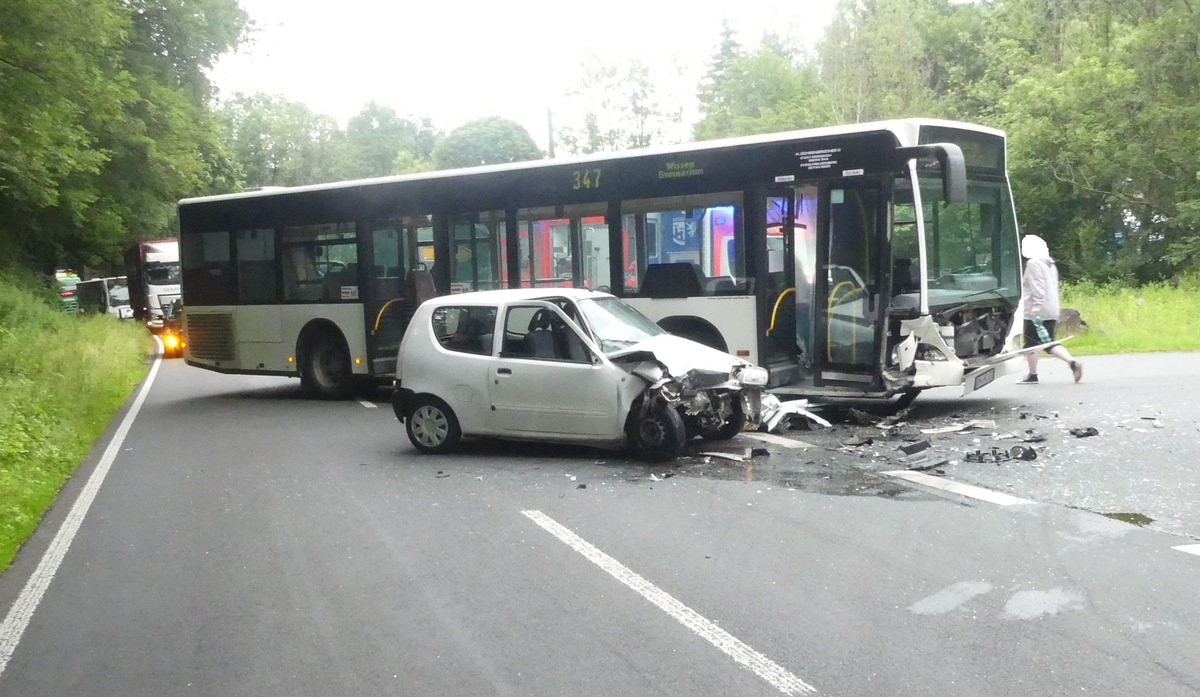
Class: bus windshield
893,174,1021,309
576,297,667,354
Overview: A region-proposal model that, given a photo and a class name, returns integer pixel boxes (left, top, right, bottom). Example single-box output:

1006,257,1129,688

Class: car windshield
576,297,666,354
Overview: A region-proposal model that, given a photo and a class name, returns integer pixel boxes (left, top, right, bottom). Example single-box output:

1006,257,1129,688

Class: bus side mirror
895,143,967,205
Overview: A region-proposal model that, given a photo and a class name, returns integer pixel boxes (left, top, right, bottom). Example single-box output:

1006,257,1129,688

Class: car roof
427,288,614,306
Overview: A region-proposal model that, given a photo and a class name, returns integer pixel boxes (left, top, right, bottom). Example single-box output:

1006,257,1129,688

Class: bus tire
630,400,687,462
302,333,353,400
698,396,747,441
406,396,462,454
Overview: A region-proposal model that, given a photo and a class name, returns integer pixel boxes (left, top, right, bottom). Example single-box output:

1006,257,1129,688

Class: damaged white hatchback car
391,288,766,461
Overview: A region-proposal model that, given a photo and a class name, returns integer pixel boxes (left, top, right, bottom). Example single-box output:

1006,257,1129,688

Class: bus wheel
406,396,462,454
632,401,687,462
303,335,353,400
698,397,747,441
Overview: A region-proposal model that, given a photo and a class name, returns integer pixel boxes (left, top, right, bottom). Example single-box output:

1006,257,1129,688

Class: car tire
633,400,687,462
406,396,462,454
698,396,747,441
303,335,353,400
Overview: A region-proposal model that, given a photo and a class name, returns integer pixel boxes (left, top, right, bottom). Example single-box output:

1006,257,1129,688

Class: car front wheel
633,401,687,462
406,396,462,454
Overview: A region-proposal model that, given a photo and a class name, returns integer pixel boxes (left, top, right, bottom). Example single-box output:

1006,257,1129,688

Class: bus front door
812,179,887,390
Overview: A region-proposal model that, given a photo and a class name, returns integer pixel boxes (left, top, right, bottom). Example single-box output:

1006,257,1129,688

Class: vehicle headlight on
164,334,179,349
739,366,768,386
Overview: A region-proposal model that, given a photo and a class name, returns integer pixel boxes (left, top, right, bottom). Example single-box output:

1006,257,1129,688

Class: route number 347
572,169,602,190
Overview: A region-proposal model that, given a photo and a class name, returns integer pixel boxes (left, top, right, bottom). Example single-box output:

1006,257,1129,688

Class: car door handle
497,368,512,375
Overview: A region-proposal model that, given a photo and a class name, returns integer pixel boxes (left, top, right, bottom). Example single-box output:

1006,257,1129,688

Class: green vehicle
54,270,81,312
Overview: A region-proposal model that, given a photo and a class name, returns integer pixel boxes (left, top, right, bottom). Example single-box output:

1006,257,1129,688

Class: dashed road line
882,470,1035,506
1172,544,1200,557
0,356,163,678
521,510,818,696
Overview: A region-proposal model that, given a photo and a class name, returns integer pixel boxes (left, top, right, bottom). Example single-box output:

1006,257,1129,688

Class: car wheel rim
412,405,448,446
639,418,666,446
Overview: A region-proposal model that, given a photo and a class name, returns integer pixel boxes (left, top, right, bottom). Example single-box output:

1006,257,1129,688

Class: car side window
501,304,591,363
431,305,497,355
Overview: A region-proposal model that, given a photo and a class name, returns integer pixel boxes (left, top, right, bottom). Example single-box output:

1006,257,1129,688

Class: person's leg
1020,319,1040,383
1043,319,1083,382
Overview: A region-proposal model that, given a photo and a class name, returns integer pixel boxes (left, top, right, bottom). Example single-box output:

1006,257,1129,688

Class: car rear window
431,305,498,355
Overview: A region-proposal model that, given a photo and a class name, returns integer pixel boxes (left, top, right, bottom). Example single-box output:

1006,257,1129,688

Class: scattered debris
576,483,587,489
750,447,770,458
702,451,746,462
920,419,996,435
1009,445,1038,461
760,396,833,432
649,473,662,481
1069,427,1100,438
907,458,951,473
743,432,814,449
898,439,932,456
841,434,874,447
965,447,1013,464
435,471,451,478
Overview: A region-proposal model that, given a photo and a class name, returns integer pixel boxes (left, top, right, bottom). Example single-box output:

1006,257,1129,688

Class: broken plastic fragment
1009,445,1038,461
1069,427,1100,438
898,439,932,455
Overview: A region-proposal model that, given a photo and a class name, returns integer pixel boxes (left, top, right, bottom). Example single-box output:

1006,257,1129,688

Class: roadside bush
0,273,148,569
1061,276,1200,354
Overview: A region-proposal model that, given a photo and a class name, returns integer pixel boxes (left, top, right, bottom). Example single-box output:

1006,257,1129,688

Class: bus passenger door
763,191,798,383
364,220,424,377
813,179,887,388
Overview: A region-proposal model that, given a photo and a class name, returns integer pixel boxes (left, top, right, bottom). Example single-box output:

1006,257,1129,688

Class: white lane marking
356,399,378,409
882,470,1034,506
0,356,163,677
1173,544,1200,557
521,510,818,696
742,432,814,449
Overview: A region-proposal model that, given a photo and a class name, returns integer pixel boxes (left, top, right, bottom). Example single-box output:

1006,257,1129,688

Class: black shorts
1023,319,1057,351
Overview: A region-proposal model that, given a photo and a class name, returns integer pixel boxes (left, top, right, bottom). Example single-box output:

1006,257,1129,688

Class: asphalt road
1,353,1198,696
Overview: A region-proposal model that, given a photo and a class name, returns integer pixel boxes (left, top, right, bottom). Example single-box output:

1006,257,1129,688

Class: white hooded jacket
1021,235,1060,320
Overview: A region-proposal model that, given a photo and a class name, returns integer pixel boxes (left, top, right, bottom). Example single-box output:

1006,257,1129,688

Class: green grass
1061,276,1200,355
0,272,148,570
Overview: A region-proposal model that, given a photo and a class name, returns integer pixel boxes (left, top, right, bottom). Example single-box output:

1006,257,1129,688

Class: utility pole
547,107,556,159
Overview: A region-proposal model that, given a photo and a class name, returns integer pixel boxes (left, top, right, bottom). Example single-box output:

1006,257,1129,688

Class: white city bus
178,118,1029,401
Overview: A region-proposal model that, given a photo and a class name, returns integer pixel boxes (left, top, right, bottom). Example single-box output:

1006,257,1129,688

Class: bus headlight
739,366,768,386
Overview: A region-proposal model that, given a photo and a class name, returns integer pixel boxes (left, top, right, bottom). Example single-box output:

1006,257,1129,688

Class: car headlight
739,366,768,386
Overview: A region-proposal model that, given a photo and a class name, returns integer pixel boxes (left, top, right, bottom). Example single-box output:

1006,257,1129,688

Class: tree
694,19,745,138
433,117,542,169
693,43,823,140
556,57,682,155
220,93,351,187
816,0,941,123
0,0,248,273
344,103,440,179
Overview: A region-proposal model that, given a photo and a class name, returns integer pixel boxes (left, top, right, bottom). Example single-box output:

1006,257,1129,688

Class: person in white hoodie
1019,234,1083,384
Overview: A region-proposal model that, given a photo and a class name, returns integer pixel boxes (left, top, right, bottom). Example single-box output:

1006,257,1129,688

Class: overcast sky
208,0,838,149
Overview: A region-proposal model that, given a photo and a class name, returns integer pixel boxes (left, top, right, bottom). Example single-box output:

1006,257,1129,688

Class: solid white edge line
0,354,163,677
882,470,1035,506
1172,544,1200,557
521,510,818,696
356,399,378,409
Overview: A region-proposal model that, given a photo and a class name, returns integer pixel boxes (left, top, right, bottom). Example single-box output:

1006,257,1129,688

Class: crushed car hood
607,334,747,376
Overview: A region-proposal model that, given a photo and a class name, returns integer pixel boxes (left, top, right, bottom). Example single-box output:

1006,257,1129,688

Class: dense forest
2,0,1197,285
